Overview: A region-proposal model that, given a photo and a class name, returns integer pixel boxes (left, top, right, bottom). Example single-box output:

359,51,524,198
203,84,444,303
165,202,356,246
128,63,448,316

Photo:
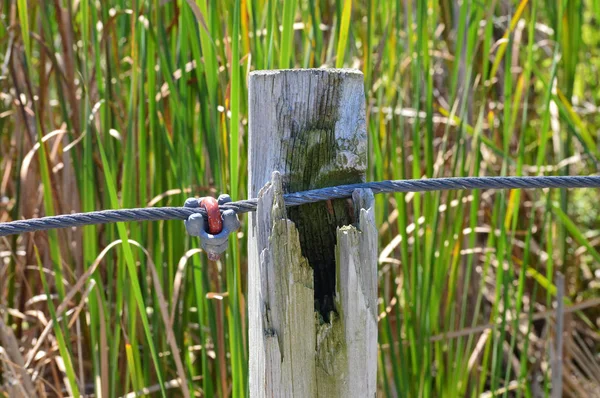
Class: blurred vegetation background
1,0,600,396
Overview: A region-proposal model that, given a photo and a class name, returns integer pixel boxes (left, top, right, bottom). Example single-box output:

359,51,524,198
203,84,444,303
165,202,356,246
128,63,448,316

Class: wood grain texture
249,68,368,318
248,69,376,397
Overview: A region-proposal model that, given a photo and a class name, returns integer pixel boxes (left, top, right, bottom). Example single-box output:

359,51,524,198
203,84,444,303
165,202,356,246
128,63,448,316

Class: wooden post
247,69,377,397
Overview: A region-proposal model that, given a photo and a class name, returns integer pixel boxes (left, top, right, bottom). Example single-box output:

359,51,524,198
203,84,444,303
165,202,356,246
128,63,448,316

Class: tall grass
1,0,600,396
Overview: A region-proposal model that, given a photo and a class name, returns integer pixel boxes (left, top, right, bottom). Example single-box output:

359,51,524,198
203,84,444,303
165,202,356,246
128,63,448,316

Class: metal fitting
184,194,240,261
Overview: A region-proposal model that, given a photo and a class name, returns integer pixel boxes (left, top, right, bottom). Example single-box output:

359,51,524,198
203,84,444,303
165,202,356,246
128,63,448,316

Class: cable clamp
184,194,240,260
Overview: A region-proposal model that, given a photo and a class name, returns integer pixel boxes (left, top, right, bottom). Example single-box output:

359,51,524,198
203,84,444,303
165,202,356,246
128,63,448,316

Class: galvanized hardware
184,194,240,260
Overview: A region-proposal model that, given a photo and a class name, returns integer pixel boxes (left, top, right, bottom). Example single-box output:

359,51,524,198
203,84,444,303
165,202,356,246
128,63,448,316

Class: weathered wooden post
247,69,377,397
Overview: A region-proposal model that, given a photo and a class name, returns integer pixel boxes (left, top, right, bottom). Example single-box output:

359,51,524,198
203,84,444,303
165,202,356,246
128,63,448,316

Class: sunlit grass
1,0,600,396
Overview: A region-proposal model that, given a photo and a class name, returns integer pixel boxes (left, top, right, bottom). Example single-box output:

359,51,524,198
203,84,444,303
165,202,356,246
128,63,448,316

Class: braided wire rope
2,175,600,237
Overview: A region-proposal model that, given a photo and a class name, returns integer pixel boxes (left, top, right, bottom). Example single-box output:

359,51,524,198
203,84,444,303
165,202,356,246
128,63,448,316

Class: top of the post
249,68,363,78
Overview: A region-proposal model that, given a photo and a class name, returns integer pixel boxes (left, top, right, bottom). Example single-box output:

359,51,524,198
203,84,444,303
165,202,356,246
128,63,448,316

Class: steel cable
2,175,600,237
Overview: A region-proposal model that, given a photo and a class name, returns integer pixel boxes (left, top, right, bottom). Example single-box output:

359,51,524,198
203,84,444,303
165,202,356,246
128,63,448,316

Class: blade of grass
335,0,352,68
35,247,81,398
94,125,168,397
279,0,297,68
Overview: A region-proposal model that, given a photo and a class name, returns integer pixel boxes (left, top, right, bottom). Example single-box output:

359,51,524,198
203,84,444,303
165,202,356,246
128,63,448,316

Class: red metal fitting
198,197,223,235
